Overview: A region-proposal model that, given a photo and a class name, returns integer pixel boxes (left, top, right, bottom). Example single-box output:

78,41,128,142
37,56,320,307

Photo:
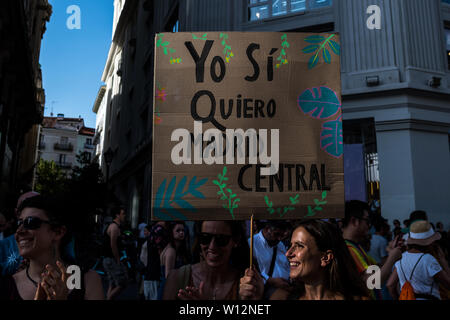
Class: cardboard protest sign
152,32,343,221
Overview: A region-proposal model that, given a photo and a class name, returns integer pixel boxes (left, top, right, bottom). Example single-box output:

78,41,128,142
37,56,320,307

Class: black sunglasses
17,216,51,230
199,233,232,247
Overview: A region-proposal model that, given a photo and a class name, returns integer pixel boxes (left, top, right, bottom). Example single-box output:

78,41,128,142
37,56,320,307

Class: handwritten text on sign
152,32,344,221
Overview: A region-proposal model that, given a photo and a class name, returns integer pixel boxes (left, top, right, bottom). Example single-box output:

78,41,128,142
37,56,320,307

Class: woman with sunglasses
240,220,370,300
162,220,249,300
0,196,104,300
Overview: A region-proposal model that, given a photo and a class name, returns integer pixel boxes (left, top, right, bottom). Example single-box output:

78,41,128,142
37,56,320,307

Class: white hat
407,220,441,246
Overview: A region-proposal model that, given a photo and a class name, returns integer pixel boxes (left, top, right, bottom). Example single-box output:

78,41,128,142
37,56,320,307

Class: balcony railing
57,162,72,169
54,143,74,151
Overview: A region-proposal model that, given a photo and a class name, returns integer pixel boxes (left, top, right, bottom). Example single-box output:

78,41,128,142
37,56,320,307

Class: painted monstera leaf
298,87,341,119
320,118,343,158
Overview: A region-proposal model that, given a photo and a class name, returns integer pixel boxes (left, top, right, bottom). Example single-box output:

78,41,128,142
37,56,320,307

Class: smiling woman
162,220,251,300
240,220,370,300
0,195,104,300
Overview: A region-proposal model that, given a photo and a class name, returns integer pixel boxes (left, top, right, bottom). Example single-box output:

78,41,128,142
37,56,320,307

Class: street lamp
103,147,114,186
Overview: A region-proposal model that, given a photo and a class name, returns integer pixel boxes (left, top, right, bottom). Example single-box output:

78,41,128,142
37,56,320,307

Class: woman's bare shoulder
270,288,291,300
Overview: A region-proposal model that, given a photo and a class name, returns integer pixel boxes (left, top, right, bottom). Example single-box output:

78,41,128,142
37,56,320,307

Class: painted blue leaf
194,178,208,188
188,176,197,189
154,208,171,221
308,53,320,69
154,179,167,210
164,207,187,220
298,87,341,119
174,176,187,198
174,198,196,212
323,48,331,64
302,45,319,54
304,35,325,43
328,39,340,56
164,177,176,207
320,118,343,158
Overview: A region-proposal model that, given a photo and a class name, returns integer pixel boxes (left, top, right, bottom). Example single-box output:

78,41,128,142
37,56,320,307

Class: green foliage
276,34,290,68
213,167,240,219
306,191,328,217
156,34,181,64
264,194,299,218
219,33,234,63
35,159,68,196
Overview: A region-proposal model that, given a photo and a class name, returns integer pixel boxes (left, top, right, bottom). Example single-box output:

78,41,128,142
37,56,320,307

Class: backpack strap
408,254,425,281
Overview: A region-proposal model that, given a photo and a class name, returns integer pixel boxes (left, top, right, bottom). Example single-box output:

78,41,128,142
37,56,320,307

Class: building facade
39,115,95,174
98,0,450,227
92,85,107,170
0,0,52,205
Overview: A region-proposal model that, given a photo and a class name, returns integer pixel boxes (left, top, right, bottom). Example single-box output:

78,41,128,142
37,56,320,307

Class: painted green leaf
308,53,320,69
281,34,287,40
212,180,220,186
163,47,168,55
162,41,170,46
323,48,331,64
328,39,340,56
322,191,327,199
222,167,227,176
169,48,176,53
302,45,319,54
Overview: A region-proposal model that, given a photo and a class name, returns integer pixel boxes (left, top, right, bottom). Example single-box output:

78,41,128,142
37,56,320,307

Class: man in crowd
342,200,402,300
250,220,291,298
369,217,390,264
103,206,129,300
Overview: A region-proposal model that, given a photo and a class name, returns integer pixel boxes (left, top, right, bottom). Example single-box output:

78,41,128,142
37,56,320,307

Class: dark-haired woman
160,221,191,279
0,196,104,300
162,220,249,300
240,220,370,300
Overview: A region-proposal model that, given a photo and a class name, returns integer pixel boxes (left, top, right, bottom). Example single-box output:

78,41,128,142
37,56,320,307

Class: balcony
57,162,72,169
39,142,46,150
84,143,95,149
54,143,74,151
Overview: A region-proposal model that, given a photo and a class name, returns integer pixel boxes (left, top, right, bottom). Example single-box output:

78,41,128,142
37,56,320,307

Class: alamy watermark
366,5,381,30
66,5,81,30
66,264,81,290
366,265,381,290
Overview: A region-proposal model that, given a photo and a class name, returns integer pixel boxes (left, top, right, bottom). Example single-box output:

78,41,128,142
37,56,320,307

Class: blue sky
40,0,114,129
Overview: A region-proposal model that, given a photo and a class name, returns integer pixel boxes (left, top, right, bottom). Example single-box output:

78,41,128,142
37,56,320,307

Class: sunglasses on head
199,233,232,247
17,216,50,230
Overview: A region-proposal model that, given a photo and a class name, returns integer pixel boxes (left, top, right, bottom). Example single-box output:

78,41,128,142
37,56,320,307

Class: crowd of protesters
0,191,449,300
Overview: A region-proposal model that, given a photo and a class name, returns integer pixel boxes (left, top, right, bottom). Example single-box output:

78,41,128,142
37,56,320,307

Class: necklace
26,264,38,287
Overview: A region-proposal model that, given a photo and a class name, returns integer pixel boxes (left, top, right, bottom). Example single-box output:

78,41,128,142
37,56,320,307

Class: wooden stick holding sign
250,214,254,269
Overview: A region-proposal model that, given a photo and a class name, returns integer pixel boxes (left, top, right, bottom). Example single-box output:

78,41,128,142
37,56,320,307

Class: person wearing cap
386,220,450,300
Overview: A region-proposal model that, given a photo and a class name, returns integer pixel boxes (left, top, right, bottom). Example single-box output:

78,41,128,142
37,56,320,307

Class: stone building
0,0,52,205
38,115,95,174
98,0,450,227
